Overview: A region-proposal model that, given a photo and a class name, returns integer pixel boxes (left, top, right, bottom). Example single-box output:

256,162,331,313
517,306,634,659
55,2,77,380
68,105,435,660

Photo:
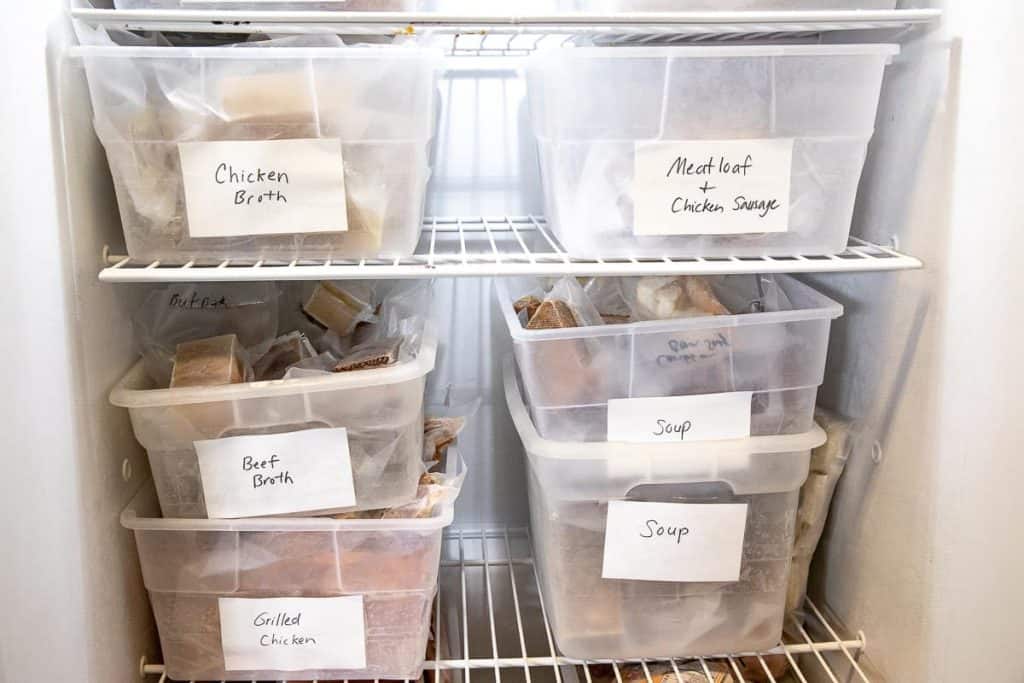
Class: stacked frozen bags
499,274,841,657
113,281,465,681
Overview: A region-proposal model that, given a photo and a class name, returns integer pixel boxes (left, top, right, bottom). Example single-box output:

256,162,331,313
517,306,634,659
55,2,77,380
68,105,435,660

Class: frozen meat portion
333,337,402,373
169,334,247,388
303,281,376,337
252,331,316,381
632,275,731,320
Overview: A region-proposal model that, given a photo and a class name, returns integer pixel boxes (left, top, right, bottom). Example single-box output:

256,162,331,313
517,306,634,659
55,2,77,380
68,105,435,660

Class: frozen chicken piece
634,276,730,320
169,334,246,388
303,282,375,337
252,331,316,381
218,70,317,123
333,337,402,373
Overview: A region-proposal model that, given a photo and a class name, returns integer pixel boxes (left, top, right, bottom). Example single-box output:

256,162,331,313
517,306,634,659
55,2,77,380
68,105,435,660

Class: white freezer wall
0,3,93,683
807,1,1024,681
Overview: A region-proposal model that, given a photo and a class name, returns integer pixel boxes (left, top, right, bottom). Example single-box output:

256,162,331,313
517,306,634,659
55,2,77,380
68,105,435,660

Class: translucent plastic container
496,276,842,442
78,44,441,261
557,0,897,9
526,44,898,258
121,453,461,682
505,359,825,658
110,329,437,519
112,0,426,7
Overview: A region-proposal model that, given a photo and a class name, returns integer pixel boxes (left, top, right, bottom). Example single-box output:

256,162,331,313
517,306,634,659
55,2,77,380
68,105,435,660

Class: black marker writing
639,519,690,544
653,419,693,440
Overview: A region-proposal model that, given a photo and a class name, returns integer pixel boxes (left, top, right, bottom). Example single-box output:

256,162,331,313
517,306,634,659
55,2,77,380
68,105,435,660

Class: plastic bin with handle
110,328,438,519
505,357,826,658
526,44,898,258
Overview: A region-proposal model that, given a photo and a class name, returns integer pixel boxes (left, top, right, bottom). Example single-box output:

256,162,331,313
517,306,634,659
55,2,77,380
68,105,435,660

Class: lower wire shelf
141,527,876,683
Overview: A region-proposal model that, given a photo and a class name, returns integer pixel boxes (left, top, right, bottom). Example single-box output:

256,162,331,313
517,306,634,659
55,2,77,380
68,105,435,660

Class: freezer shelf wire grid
70,7,941,43
140,527,878,683
101,216,921,282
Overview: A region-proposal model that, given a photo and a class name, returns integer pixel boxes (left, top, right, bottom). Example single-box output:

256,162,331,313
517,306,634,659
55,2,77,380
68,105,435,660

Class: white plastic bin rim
110,325,437,408
530,44,900,59
504,355,826,462
122,448,464,532
496,275,843,342
68,44,446,60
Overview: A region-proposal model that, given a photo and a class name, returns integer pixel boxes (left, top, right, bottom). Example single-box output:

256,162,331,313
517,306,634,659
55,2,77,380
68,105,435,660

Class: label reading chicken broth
633,139,793,236
219,596,366,672
607,392,752,443
179,138,349,238
195,427,355,518
602,501,747,583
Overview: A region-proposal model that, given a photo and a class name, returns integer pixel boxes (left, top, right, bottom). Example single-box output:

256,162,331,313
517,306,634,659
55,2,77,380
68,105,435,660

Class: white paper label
633,139,793,236
195,427,356,519
602,501,748,583
179,138,349,238
219,596,366,672
607,392,752,443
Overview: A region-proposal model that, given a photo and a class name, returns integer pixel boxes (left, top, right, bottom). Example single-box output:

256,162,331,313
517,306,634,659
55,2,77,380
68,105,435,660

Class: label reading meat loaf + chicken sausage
194,427,356,518
632,139,793,236
601,501,748,583
178,138,349,238
219,596,366,672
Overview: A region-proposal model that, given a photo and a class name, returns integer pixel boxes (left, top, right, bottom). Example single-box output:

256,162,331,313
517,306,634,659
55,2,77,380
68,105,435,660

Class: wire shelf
140,527,878,683
70,6,940,42
100,216,921,282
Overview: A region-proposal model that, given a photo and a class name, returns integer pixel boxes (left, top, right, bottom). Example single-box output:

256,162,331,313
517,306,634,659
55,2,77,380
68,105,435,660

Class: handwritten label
602,501,748,583
654,332,731,368
607,392,752,443
195,427,356,519
219,596,366,672
633,139,793,236
179,138,348,238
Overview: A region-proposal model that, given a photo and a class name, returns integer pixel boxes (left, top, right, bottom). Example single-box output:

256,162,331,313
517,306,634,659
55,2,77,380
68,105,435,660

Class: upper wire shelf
70,6,941,42
140,527,879,683
99,216,922,283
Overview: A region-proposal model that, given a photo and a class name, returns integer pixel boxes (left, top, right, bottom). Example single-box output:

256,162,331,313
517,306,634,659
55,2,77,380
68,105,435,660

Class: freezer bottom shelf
141,527,878,683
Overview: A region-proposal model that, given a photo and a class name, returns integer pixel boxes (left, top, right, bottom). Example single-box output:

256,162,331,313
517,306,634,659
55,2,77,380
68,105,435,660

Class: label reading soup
195,427,356,518
219,596,366,672
633,139,793,236
602,501,748,583
607,392,752,443
179,138,348,238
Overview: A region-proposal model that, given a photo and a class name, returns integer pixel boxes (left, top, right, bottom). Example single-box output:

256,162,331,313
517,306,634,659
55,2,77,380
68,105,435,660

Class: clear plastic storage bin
557,0,896,9
505,359,825,658
78,43,441,261
121,454,461,682
496,276,842,442
110,329,437,519
112,0,427,7
526,44,898,258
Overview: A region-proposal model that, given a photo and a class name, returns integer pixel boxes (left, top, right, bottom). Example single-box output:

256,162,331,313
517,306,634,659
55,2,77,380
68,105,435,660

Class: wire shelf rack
140,527,878,683
100,216,921,282
71,6,940,42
